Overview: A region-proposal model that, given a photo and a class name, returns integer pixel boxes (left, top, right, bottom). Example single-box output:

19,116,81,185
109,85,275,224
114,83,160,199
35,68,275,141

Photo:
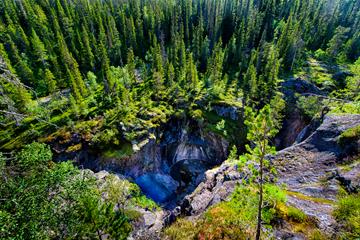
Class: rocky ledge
169,114,360,239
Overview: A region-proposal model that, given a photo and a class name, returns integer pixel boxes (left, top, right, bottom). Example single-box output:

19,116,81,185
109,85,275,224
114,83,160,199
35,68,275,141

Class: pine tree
126,48,136,82
243,50,259,105
0,44,33,113
30,29,48,66
326,26,350,60
205,41,225,88
185,52,199,91
80,24,95,70
44,69,57,94
242,104,282,240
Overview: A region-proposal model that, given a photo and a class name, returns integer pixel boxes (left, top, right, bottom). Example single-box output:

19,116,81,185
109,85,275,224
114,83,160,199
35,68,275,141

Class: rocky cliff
171,114,360,239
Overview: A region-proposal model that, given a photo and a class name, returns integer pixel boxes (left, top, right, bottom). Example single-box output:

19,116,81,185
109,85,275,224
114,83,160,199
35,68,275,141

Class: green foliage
1,0,359,152
0,143,132,239
287,206,307,222
16,142,52,170
333,193,360,239
165,184,287,239
314,49,329,62
297,95,322,119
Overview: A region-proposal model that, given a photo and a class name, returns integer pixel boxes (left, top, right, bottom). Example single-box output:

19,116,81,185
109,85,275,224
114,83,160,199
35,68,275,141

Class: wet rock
135,173,179,203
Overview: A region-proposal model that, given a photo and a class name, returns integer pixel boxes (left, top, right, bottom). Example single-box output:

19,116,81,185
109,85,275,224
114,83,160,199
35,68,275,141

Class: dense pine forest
1,0,360,239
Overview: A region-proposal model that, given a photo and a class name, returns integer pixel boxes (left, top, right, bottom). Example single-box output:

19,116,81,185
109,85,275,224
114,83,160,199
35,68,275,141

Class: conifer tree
44,69,57,94
30,29,48,66
242,104,282,240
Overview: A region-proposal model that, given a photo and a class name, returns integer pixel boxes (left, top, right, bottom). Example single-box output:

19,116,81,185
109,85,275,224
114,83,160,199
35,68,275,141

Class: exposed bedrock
98,117,230,205
276,78,324,149
177,114,360,238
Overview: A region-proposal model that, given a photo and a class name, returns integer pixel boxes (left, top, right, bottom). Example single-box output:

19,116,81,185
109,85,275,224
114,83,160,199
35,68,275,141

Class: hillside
0,0,360,239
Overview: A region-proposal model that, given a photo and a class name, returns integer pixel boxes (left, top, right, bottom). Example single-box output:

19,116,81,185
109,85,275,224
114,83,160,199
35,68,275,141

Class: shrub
333,193,360,239
314,49,329,62
165,184,287,239
16,142,52,171
287,206,307,222
296,95,322,119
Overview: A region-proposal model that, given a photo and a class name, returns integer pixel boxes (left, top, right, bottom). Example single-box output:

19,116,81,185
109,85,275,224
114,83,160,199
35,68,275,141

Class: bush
296,95,322,119
314,49,329,62
333,193,360,239
287,206,307,222
16,142,52,171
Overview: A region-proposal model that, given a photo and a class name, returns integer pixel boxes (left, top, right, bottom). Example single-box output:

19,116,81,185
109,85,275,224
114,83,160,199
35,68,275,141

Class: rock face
212,105,239,120
273,114,360,235
180,163,245,216
276,78,324,149
175,114,360,238
90,170,166,240
101,118,229,205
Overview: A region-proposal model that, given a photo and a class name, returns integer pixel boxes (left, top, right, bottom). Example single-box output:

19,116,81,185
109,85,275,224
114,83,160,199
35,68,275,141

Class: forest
0,0,360,239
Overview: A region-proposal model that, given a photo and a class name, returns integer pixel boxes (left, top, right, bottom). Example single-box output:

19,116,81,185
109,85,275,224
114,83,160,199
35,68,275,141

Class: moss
287,206,307,222
338,124,360,147
103,142,134,159
65,143,82,153
286,191,335,205
123,209,143,220
308,229,328,240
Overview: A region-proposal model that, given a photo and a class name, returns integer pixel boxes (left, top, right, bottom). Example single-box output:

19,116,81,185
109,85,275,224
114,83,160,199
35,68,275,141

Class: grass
165,184,286,240
164,185,331,240
286,190,335,205
287,206,307,222
164,219,199,240
333,192,360,239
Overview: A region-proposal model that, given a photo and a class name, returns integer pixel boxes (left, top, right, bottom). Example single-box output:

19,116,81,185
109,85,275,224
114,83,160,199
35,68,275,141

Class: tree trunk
255,155,263,240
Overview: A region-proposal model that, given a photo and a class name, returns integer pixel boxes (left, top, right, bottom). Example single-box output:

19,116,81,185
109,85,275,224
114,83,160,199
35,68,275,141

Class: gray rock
179,163,246,216
212,105,240,120
274,114,360,235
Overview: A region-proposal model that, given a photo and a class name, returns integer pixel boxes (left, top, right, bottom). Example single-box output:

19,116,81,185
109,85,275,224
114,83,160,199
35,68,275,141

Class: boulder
179,163,246,216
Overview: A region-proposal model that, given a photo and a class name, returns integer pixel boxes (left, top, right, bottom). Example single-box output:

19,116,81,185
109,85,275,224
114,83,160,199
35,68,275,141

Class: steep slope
172,114,360,239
